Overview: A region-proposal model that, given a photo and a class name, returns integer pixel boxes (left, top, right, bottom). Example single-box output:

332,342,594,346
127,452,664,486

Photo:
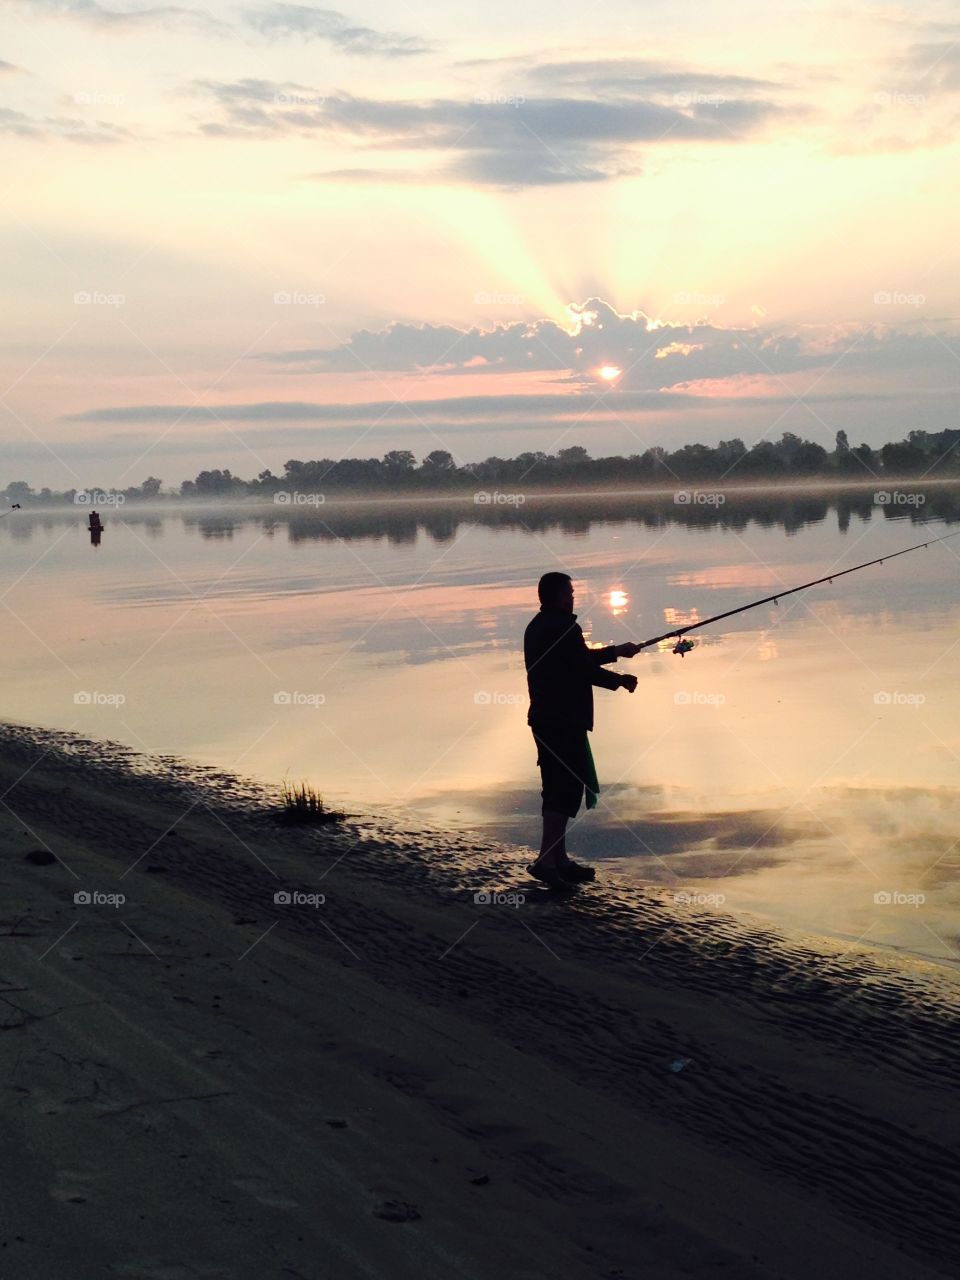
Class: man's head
538,571,574,613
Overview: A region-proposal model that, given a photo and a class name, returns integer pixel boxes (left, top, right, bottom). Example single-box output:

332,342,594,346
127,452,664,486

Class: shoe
526,862,574,890
560,860,596,883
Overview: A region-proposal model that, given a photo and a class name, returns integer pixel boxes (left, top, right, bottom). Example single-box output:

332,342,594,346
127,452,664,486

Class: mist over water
3,486,959,966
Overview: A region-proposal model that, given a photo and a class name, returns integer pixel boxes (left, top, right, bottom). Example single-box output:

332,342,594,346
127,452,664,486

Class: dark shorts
531,725,591,818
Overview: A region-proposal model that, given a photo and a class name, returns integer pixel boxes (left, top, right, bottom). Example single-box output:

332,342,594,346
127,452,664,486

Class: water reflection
608,588,629,617
3,483,959,547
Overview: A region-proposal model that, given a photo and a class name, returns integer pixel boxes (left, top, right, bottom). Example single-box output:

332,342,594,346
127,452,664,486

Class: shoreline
5,474,960,518
2,719,959,1277
5,716,956,975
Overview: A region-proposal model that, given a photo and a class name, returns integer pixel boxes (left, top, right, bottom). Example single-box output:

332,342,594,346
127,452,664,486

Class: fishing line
638,523,960,657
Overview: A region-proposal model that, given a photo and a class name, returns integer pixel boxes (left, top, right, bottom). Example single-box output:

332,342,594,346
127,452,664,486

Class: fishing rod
636,524,960,657
0,504,21,518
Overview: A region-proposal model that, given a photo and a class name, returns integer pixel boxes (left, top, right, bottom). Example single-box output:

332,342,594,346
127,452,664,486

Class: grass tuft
278,778,344,825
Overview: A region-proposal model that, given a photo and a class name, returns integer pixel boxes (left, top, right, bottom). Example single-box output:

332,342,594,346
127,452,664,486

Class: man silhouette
524,572,638,887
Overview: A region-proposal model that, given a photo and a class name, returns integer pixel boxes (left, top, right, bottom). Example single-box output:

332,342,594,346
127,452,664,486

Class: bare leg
533,809,568,871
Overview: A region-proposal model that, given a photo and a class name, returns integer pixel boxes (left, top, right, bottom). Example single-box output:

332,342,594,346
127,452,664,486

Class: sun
608,588,629,616
598,365,622,381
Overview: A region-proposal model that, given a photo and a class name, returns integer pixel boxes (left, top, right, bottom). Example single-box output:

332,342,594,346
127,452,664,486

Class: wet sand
1,720,958,1279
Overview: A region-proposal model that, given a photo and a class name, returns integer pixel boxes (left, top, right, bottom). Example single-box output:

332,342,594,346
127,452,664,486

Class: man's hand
619,674,638,693
615,642,642,659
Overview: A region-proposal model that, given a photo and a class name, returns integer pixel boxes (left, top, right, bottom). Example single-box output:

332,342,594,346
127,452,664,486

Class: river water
3,486,959,966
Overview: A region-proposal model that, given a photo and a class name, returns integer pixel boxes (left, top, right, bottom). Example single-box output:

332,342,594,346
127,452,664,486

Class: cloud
902,40,960,91
63,384,930,429
65,390,695,424
11,0,223,32
306,165,420,182
196,80,788,144
189,79,793,186
8,0,427,50
241,4,430,55
252,298,960,390
526,58,785,100
0,104,134,141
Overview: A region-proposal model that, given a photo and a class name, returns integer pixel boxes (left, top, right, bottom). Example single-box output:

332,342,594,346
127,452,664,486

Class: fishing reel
672,638,695,657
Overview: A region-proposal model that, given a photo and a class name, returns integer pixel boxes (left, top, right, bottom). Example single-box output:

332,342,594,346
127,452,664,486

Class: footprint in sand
231,1175,299,1209
50,1168,96,1203
373,1199,422,1222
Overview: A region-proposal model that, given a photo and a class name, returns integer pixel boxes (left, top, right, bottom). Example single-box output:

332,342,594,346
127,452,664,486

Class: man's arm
590,663,624,691
588,640,642,665
574,633,630,690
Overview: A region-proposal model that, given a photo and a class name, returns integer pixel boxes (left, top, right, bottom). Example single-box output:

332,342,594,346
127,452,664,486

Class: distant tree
925,429,960,472
420,450,456,473
716,438,748,469
774,432,804,465
792,441,829,473
852,444,876,472
140,476,162,498
880,441,925,475
642,446,671,479
667,443,717,478
836,436,867,474
3,480,34,503
557,446,591,467
739,441,788,477
512,451,550,482
382,450,416,477
193,469,239,495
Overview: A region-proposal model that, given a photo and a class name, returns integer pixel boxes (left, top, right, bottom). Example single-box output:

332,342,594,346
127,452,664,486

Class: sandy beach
1,719,958,1279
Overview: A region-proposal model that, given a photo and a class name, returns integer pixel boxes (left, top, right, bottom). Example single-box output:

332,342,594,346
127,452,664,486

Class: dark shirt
524,606,621,732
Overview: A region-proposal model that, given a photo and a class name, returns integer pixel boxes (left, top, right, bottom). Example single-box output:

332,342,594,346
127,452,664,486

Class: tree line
4,429,959,506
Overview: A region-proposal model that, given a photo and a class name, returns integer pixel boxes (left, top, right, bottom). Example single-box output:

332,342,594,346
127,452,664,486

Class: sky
2,0,960,489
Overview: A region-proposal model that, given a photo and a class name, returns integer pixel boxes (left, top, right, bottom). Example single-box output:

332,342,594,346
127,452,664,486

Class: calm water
3,488,960,967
